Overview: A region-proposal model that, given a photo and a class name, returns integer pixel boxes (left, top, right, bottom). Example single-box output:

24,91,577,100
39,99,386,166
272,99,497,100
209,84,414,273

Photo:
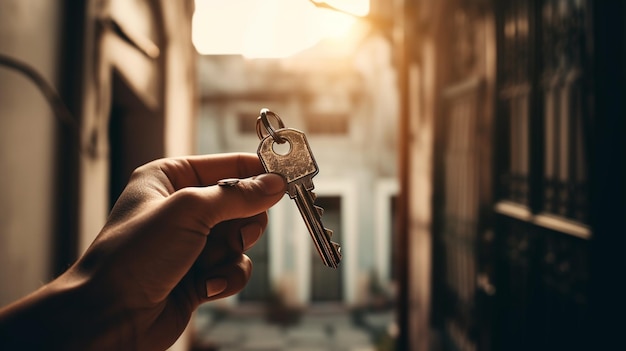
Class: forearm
0,273,132,350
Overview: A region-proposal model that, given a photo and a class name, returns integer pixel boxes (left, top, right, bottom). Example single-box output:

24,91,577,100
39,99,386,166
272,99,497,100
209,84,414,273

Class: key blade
294,184,342,268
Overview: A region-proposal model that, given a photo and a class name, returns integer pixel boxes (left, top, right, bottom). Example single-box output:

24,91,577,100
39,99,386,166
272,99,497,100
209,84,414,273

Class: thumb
172,173,287,232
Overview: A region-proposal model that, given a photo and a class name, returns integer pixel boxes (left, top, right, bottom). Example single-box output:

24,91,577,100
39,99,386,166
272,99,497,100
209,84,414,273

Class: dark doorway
239,227,271,302
109,72,164,208
310,196,343,302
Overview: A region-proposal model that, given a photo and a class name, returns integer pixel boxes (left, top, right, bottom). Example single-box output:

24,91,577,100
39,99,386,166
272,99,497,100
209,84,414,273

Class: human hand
0,153,286,350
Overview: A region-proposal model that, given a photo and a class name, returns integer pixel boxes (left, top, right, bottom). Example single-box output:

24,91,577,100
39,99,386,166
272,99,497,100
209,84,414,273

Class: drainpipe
394,0,411,349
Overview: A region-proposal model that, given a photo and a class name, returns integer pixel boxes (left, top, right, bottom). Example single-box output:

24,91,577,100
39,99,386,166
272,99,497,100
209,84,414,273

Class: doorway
239,227,271,302
310,196,343,302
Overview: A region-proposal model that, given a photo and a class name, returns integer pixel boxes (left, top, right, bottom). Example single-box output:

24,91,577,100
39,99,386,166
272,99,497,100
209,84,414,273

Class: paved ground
191,307,395,351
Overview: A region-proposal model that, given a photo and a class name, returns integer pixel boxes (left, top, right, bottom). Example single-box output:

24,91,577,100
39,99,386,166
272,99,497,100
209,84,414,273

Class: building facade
396,0,626,350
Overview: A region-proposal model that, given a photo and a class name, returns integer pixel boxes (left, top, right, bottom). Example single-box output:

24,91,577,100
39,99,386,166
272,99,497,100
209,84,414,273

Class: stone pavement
191,307,395,351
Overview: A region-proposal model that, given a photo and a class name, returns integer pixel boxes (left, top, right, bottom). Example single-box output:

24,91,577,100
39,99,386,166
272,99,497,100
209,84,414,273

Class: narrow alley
192,307,394,351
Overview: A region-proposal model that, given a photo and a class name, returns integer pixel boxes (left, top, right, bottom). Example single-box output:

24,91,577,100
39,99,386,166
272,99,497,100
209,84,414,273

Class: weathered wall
0,0,63,305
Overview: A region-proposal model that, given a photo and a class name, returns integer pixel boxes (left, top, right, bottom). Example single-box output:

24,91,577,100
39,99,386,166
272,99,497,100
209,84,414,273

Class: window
305,112,349,135
496,0,588,223
236,111,258,135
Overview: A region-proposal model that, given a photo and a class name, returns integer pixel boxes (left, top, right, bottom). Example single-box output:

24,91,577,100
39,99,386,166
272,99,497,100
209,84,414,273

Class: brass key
256,108,342,268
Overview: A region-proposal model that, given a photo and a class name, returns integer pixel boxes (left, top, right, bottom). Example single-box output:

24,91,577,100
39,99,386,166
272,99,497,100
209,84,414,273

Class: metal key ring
256,108,286,143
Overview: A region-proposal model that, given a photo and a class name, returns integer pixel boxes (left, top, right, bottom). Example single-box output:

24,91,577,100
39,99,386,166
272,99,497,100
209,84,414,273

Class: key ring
256,108,286,144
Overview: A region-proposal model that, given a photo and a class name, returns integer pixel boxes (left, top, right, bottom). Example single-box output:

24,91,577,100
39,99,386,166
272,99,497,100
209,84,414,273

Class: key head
257,128,319,197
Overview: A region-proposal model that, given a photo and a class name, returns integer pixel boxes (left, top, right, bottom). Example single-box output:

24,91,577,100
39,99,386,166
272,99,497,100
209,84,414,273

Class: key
256,109,342,268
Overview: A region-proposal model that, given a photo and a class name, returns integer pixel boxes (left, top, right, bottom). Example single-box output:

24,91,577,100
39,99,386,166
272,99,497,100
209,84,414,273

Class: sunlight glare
192,0,369,58
311,0,370,17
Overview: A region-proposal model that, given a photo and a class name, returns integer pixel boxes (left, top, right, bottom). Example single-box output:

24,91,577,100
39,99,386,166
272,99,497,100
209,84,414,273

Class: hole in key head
272,140,291,155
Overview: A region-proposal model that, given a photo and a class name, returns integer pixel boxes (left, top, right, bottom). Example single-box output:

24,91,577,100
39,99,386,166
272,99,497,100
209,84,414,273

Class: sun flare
192,0,369,58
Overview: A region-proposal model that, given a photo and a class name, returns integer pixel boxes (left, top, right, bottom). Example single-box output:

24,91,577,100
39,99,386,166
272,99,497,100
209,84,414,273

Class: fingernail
206,278,228,298
240,223,263,251
256,173,286,195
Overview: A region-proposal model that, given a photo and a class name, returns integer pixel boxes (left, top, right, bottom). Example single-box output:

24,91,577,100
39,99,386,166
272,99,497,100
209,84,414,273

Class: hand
0,153,286,350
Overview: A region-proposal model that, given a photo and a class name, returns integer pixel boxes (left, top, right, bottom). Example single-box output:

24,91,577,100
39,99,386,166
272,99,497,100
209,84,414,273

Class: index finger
159,153,265,190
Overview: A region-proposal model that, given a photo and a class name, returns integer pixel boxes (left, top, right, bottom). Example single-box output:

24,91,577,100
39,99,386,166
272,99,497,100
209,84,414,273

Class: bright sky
192,0,370,58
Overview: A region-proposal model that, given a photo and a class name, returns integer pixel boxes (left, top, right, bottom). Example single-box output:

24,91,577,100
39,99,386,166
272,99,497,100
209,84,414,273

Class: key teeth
325,228,333,239
315,206,324,217
310,191,317,201
332,242,342,257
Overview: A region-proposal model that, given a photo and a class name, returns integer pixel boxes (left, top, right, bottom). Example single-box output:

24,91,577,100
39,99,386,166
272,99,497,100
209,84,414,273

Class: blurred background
0,0,624,350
